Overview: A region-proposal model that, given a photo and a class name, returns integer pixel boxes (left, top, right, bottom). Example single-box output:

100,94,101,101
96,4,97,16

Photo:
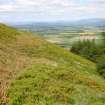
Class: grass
0,24,18,41
0,24,105,105
7,64,105,105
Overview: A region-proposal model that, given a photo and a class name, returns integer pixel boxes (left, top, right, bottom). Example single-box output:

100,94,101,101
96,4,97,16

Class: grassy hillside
0,24,105,105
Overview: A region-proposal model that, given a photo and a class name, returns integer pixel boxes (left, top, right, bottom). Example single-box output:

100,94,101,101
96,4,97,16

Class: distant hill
73,18,105,27
0,24,105,105
11,18,105,28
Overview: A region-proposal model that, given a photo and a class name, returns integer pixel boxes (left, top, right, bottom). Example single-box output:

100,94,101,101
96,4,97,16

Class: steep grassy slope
0,24,105,105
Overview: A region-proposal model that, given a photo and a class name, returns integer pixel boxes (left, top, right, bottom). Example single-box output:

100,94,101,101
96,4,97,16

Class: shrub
71,32,105,78
71,40,102,62
96,55,105,78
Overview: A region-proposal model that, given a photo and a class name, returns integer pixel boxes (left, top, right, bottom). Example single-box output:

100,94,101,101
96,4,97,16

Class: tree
71,40,100,62
71,32,105,78
96,55,105,78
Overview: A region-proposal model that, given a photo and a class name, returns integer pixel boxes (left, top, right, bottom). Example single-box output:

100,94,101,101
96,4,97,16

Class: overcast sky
0,0,105,23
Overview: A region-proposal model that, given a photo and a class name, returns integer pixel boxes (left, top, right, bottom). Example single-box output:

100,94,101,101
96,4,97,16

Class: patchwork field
14,24,103,49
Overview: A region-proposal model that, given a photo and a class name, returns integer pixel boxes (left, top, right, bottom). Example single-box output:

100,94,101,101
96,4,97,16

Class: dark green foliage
96,32,105,78
96,55,105,78
102,32,105,44
71,40,102,62
71,32,105,78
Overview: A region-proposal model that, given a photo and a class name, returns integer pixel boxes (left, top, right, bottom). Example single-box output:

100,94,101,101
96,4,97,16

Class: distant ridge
73,18,105,26
10,18,105,27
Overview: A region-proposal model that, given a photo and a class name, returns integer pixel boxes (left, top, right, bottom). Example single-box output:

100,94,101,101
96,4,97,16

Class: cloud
0,0,105,22
0,0,74,12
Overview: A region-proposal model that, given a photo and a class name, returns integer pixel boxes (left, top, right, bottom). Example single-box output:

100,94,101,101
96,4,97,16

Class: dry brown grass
0,32,57,104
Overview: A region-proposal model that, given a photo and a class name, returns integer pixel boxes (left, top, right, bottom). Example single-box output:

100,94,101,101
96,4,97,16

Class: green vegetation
0,24,105,105
71,40,102,62
20,24,100,49
96,32,105,78
0,24,18,41
7,64,105,105
97,55,105,78
71,32,105,79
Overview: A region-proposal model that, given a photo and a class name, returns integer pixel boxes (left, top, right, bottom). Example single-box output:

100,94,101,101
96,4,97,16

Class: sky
0,0,105,23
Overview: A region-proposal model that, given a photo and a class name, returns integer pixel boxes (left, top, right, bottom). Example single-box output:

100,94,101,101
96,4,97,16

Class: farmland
14,23,104,48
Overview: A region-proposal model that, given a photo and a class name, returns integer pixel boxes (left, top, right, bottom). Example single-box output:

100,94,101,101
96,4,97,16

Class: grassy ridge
0,24,105,105
0,24,18,41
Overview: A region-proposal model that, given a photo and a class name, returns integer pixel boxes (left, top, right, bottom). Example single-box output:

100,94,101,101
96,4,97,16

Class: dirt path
0,69,13,105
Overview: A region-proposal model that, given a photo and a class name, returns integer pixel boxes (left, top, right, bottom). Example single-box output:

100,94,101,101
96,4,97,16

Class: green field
16,25,103,49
